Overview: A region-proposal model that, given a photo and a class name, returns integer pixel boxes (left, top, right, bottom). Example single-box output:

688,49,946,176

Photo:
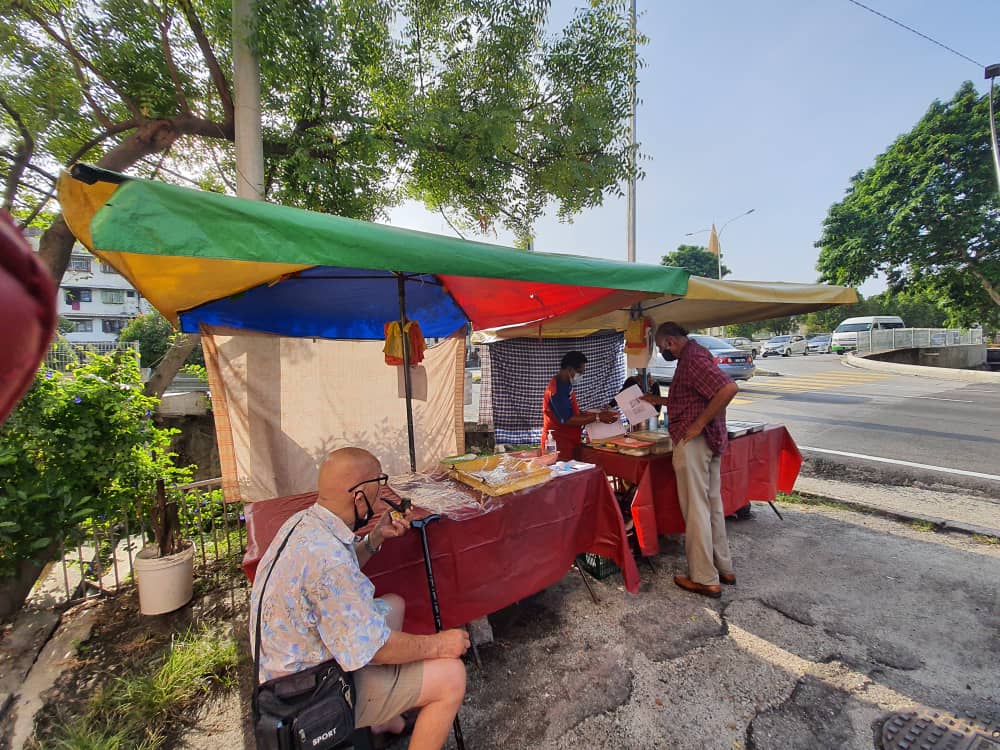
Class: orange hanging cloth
383,320,426,365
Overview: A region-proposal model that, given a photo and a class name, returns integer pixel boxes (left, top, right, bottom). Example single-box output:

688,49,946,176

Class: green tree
816,82,1000,328
724,322,764,338
2,0,641,281
660,244,730,279
119,311,204,369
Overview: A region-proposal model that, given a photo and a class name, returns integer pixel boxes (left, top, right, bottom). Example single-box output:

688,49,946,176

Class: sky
389,0,1000,298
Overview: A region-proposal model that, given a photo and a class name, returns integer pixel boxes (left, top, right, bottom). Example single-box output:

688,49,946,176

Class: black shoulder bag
252,519,357,750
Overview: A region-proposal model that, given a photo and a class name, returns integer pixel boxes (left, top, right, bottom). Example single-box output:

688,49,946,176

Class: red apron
541,376,582,461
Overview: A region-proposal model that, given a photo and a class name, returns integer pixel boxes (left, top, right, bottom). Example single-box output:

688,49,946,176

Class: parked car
807,334,832,354
831,315,904,353
760,334,808,357
723,337,759,358
648,334,755,383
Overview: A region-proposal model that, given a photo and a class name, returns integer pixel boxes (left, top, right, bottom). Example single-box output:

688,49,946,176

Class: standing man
251,447,470,750
644,323,739,598
542,350,619,460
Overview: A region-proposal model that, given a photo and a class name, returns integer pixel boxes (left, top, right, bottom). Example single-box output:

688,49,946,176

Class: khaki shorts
353,661,423,728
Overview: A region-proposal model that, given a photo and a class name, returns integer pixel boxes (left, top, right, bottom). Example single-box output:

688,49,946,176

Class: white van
831,316,904,353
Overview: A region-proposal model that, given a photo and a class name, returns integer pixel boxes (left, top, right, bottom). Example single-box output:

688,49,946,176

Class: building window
126,290,135,298
102,319,127,334
71,319,93,333
68,256,91,272
64,288,92,306
99,261,120,274
101,289,126,304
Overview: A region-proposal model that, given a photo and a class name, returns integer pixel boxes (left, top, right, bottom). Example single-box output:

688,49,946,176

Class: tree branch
967,266,1000,308
0,93,34,212
156,5,191,115
57,13,114,130
14,1,143,118
176,0,234,126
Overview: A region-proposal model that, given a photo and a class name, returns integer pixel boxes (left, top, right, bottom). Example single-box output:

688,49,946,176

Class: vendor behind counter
542,351,619,460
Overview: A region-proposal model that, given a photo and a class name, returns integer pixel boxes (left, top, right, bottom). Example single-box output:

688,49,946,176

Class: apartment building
25,229,151,343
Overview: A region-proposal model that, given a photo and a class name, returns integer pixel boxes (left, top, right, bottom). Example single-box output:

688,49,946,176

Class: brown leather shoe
674,574,722,598
719,572,736,585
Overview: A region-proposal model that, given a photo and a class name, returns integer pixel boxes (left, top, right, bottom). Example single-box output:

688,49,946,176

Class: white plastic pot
134,542,194,615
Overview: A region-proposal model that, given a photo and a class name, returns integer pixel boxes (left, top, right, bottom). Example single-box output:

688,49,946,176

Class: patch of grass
776,492,847,511
908,519,937,533
36,626,239,750
971,533,999,545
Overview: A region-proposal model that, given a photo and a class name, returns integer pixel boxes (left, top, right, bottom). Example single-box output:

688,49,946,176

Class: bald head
317,447,382,521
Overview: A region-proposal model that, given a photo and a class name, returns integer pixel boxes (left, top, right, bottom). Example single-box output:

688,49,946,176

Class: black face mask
353,490,375,532
660,348,676,362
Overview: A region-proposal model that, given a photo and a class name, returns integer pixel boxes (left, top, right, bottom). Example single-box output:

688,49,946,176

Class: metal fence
46,339,140,371
33,477,246,609
854,327,984,355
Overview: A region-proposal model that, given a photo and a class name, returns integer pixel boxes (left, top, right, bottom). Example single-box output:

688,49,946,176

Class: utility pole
626,0,637,262
233,0,264,200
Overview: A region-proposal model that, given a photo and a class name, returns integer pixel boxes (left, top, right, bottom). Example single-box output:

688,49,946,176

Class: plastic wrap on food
388,472,499,520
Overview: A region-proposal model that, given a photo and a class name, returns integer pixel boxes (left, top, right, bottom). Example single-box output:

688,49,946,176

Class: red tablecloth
578,424,802,556
242,468,640,634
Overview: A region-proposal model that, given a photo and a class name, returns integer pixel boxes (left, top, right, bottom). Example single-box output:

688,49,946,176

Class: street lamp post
684,208,755,279
986,64,1000,195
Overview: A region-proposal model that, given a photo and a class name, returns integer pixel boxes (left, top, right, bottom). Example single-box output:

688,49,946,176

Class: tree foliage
1,0,642,279
661,244,730,279
119,311,204,369
815,82,1000,328
799,288,949,333
0,350,190,579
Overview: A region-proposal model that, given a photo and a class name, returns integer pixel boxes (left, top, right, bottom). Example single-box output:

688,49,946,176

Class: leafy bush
119,311,204,369
0,350,191,579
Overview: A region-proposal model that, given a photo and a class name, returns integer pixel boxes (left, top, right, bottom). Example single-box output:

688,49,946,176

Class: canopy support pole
397,274,418,472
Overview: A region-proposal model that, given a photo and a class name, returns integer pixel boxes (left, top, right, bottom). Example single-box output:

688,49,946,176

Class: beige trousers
672,435,733,586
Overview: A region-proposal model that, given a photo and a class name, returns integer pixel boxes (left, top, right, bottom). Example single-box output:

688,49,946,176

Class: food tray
629,430,673,454
449,455,553,497
591,435,655,456
726,420,766,438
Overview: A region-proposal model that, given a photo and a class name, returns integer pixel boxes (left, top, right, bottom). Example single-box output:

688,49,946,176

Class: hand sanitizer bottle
545,430,557,454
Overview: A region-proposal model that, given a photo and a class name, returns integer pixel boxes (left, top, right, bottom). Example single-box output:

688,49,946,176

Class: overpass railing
856,327,984,355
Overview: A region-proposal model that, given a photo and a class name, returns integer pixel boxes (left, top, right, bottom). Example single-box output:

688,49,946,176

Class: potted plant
133,477,195,615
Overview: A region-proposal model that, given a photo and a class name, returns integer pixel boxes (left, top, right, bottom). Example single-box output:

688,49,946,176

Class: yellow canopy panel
473,276,858,341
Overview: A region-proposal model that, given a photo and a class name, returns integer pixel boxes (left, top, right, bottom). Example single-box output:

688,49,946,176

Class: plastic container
134,543,194,615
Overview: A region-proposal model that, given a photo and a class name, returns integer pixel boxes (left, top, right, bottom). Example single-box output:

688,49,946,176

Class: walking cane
411,514,467,750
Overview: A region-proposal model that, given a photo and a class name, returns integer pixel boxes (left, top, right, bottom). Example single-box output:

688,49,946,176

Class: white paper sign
615,384,658,425
585,416,626,441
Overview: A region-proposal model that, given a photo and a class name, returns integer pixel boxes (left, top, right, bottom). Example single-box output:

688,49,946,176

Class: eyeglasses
347,474,411,514
347,474,389,495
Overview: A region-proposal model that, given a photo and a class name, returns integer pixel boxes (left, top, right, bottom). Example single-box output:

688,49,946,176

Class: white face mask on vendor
571,373,583,385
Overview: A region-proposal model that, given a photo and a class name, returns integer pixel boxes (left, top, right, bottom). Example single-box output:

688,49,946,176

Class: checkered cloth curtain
479,333,626,445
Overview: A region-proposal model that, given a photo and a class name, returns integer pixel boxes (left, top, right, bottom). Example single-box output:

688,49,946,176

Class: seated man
250,447,470,750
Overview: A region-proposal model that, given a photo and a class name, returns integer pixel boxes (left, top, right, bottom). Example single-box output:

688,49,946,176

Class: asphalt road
731,352,1000,493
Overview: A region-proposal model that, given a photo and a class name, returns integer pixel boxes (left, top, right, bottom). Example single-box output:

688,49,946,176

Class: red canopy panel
441,276,625,331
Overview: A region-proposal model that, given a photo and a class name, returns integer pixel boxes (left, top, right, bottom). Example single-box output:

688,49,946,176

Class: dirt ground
13,501,1000,750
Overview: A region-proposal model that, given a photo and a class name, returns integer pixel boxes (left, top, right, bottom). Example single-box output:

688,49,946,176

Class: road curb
790,490,1000,542
844,353,1000,383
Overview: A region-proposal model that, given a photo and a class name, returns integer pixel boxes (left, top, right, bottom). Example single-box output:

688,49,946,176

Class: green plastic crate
576,552,619,580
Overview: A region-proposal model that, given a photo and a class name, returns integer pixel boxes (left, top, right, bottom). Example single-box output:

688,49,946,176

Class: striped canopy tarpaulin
58,165,690,341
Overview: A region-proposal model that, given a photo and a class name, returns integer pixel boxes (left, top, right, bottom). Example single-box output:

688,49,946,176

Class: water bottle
545,430,557,454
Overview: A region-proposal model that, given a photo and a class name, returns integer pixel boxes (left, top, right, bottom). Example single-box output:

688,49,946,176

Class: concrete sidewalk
794,475,1000,540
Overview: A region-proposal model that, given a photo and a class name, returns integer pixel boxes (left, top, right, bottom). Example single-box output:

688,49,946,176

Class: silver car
760,334,808,357
807,334,832,354
648,335,755,384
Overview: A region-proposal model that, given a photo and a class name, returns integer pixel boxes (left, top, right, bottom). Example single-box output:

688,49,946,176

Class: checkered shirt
667,340,733,455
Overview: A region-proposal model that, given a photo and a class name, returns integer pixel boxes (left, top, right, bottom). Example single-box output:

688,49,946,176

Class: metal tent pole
397,274,418,472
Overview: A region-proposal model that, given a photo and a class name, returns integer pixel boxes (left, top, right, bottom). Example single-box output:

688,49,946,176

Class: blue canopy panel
178,267,470,340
